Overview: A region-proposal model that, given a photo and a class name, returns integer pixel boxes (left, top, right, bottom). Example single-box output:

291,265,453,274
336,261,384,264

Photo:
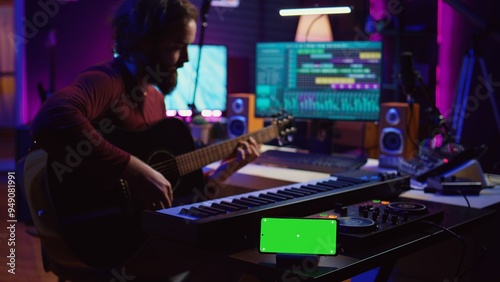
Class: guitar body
41,114,295,268
45,118,204,268
101,117,205,198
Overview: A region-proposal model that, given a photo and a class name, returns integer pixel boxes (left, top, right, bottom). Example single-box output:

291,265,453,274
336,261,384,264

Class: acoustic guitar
36,114,295,268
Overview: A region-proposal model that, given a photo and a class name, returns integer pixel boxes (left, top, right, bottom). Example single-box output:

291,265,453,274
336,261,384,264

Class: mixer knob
358,205,365,213
362,210,369,218
382,213,389,222
391,214,399,225
378,173,386,181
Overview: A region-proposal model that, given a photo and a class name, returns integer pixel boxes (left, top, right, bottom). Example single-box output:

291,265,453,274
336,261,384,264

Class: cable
304,14,326,42
421,220,466,280
421,219,489,281
424,187,471,208
406,98,420,149
414,187,471,208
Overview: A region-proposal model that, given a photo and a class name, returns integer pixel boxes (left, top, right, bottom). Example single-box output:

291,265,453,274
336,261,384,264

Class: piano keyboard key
157,174,374,221
233,198,263,207
248,195,275,204
143,174,410,248
211,201,245,211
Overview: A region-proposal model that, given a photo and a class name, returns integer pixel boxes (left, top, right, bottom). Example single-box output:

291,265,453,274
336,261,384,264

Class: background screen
165,44,227,112
255,41,382,121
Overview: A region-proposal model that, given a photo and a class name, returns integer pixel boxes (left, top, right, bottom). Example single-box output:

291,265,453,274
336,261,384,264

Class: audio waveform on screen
283,91,380,120
255,41,383,121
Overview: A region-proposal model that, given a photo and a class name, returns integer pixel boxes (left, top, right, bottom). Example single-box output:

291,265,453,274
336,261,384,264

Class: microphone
400,52,416,100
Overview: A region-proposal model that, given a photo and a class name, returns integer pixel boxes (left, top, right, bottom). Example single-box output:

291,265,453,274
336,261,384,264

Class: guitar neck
176,125,278,176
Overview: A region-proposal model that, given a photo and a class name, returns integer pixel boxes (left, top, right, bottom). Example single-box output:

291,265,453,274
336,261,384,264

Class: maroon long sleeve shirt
31,58,167,180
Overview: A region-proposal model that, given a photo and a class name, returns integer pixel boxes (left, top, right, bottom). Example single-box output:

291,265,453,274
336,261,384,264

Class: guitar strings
148,128,279,175
148,145,232,175
150,159,178,174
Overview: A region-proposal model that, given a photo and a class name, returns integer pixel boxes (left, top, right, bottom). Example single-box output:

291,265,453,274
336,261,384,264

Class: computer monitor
164,44,227,115
255,41,382,121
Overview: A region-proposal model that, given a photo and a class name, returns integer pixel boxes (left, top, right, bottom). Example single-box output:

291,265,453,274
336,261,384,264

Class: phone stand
441,159,487,186
275,254,320,269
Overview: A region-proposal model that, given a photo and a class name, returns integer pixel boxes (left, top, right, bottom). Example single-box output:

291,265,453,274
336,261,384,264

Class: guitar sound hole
147,150,179,184
148,150,174,167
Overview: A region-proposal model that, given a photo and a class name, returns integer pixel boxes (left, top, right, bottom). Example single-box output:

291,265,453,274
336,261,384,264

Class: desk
210,147,500,209
226,200,495,282
201,148,500,281
360,158,500,209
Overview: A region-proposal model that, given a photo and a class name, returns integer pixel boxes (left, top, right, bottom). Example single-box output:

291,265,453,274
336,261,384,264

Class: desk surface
211,161,500,209
198,147,500,281
209,145,500,209
225,198,496,282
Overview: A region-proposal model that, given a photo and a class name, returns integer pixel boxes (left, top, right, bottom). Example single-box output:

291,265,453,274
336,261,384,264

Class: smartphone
259,217,338,255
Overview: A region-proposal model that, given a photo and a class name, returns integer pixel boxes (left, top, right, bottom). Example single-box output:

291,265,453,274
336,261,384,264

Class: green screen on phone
259,217,338,255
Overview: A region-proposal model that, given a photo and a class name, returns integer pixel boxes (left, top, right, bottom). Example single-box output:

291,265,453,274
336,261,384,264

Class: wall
22,0,374,123
21,0,499,171
22,0,305,123
439,0,500,173
24,0,118,124
0,4,15,127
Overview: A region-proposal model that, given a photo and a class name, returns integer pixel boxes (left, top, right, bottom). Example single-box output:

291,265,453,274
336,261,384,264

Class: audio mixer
307,199,445,249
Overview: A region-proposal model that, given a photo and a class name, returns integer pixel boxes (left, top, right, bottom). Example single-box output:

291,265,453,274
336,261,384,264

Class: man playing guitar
29,0,264,280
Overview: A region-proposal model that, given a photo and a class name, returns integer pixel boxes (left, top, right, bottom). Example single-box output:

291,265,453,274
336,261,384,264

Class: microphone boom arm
189,0,212,115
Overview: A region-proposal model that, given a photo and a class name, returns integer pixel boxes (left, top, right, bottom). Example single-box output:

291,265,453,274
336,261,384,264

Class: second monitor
165,44,227,113
255,41,382,121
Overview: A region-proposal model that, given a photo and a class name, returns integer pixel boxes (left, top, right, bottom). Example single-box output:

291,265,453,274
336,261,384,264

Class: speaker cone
228,116,247,137
380,128,403,154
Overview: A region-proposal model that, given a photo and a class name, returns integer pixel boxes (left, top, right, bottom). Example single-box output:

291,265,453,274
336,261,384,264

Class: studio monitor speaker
226,93,264,138
378,102,419,168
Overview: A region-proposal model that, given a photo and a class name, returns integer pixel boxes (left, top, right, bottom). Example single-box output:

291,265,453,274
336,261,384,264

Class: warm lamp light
279,6,352,17
280,6,352,42
295,15,333,42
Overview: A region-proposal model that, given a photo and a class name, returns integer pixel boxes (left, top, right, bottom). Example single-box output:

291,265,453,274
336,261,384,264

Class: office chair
19,149,115,282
